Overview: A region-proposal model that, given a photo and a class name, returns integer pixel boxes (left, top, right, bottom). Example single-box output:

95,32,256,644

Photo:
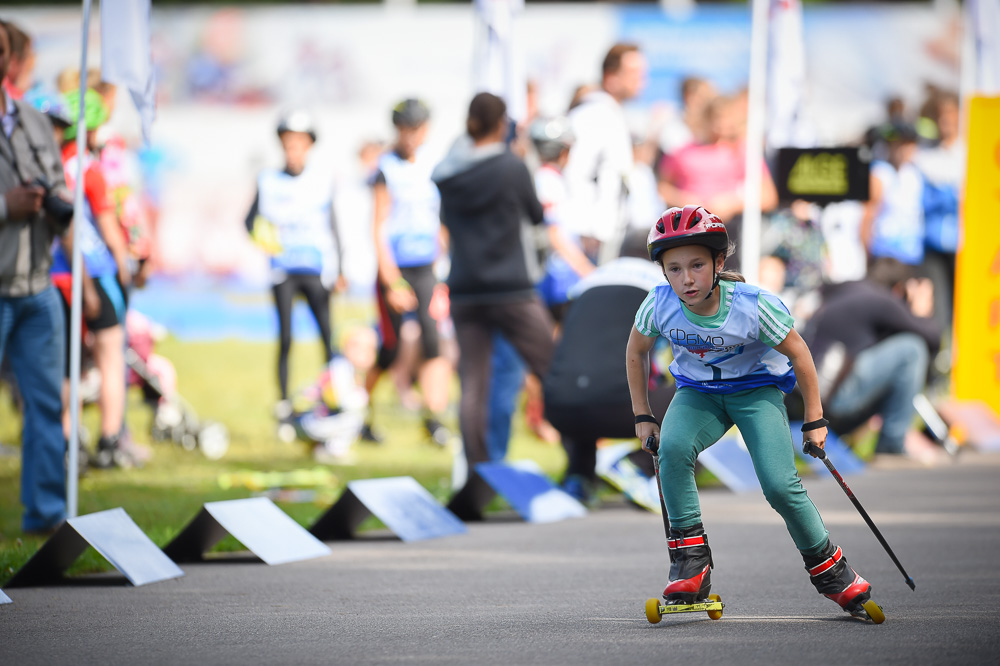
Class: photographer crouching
0,19,72,534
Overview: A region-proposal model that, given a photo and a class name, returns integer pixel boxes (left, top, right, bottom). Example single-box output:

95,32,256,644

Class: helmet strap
704,251,722,301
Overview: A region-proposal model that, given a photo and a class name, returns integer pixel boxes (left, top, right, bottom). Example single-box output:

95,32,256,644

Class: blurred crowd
1,16,963,532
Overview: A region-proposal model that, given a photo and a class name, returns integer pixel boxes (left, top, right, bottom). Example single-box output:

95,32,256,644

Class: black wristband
635,414,658,425
801,418,829,432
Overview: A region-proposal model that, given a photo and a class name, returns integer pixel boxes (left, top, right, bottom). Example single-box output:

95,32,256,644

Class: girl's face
659,244,724,313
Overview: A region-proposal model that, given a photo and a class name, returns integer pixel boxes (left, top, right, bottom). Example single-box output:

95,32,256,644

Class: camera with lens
32,177,74,227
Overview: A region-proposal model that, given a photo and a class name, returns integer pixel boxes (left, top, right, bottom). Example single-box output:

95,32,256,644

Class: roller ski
805,541,885,624
643,435,725,623
644,522,725,623
645,595,724,623
801,441,917,624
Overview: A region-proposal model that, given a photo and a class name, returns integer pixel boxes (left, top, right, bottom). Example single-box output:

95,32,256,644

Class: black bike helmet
392,98,430,128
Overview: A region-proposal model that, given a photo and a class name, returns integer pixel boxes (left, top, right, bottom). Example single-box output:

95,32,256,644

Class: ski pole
646,435,671,541
803,441,916,590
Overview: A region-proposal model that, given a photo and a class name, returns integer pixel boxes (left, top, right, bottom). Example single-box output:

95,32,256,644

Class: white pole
741,0,770,286
67,0,94,519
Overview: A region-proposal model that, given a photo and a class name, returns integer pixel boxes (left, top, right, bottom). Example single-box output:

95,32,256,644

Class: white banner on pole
766,0,814,151
970,0,1000,94
740,0,770,285
100,0,155,143
473,0,526,122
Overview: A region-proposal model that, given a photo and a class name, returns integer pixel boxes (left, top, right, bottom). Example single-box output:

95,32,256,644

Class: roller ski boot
805,541,885,624
645,524,724,623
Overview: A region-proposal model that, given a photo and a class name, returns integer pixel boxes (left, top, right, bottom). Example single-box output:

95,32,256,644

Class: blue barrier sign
595,442,662,513
311,477,466,542
475,461,587,524
697,435,762,493
790,422,866,476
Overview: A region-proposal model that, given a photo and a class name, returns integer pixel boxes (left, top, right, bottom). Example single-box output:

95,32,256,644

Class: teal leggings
658,386,828,556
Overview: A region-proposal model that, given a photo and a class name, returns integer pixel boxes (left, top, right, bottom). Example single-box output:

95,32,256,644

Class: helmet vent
671,212,682,231
656,220,665,233
688,214,702,229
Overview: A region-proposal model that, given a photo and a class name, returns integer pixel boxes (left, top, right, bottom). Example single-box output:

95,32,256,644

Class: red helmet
647,205,729,263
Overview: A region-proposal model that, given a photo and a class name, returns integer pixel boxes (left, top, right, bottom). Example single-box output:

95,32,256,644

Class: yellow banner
954,96,1000,411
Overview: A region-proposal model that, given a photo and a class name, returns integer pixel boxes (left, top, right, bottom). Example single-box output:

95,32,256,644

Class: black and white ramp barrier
7,508,184,587
164,497,330,565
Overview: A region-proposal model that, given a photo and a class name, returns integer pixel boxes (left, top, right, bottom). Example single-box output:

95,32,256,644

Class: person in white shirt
913,92,963,330
564,43,646,265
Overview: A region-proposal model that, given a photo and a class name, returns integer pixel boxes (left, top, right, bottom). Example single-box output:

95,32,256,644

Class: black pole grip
803,440,827,459
646,435,658,455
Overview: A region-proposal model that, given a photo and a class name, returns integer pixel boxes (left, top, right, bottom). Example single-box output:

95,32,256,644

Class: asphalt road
3,451,1000,665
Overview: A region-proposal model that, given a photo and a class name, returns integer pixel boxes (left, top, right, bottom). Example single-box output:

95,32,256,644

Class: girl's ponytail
718,269,746,283
715,242,745,283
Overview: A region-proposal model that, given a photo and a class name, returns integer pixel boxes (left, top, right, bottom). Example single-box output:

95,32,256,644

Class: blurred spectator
564,43,646,263
245,110,345,415
626,130,666,239
567,83,597,112
804,259,941,463
55,67,102,97
0,20,70,532
861,121,924,271
659,76,717,155
484,115,594,454
28,88,102,463
759,200,826,318
432,92,554,466
545,256,671,504
863,96,907,162
818,200,868,285
914,91,962,331
530,116,595,323
363,99,453,447
91,80,155,289
657,95,778,270
0,20,33,100
336,138,383,294
25,88,72,143
58,88,143,469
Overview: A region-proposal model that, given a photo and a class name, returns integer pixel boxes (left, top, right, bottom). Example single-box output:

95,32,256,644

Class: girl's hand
637,422,660,453
803,426,828,457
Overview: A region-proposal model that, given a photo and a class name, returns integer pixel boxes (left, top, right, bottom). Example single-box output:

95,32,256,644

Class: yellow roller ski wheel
707,593,723,620
645,597,663,624
862,599,885,624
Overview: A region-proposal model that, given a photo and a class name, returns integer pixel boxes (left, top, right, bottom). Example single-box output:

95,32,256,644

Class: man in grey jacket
0,20,71,533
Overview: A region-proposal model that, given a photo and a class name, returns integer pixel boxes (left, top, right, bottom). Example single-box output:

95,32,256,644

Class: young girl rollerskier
626,205,878,619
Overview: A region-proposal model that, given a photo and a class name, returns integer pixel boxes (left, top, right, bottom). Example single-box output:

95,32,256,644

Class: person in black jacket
544,256,673,503
805,259,941,458
432,92,554,465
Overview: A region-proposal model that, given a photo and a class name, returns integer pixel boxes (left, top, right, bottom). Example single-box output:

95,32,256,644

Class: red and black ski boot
804,541,873,615
662,524,713,604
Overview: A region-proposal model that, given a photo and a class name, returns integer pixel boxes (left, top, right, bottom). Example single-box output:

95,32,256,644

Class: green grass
0,325,568,586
